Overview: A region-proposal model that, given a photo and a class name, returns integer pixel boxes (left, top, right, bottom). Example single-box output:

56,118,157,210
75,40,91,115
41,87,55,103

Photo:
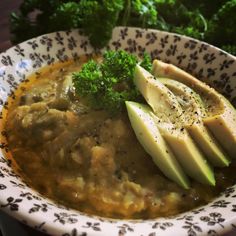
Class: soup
4,56,236,219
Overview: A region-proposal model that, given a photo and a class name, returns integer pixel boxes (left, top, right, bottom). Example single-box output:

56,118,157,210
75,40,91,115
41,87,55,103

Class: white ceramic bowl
0,27,236,236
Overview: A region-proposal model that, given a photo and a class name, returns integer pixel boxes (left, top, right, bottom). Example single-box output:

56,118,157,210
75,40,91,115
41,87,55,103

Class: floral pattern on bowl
0,27,236,236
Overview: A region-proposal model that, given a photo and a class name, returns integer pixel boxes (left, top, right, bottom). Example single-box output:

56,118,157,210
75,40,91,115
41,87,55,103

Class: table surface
0,1,236,236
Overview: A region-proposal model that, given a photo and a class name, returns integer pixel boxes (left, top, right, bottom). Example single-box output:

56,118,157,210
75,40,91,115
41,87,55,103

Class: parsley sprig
72,50,151,113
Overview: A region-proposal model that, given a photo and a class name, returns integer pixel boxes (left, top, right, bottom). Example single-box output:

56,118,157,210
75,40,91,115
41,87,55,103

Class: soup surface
5,57,236,219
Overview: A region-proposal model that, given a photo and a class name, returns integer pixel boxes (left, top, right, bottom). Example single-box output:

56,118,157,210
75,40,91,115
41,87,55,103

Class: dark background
0,0,22,52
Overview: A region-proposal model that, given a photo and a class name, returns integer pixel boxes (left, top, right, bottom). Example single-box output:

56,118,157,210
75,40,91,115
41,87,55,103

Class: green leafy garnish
72,50,151,113
10,0,236,55
10,0,124,49
205,0,236,50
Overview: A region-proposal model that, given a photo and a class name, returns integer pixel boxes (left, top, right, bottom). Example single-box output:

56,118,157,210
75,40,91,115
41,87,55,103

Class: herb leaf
72,50,150,113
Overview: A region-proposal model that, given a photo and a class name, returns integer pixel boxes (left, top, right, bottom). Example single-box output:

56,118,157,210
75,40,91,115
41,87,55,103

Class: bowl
0,27,236,236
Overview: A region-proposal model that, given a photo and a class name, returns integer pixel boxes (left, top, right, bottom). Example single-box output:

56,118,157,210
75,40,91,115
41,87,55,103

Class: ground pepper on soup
4,57,236,219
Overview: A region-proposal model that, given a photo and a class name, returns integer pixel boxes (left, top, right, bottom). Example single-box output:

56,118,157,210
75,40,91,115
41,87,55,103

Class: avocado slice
159,78,230,167
152,60,236,157
133,65,215,185
125,101,190,189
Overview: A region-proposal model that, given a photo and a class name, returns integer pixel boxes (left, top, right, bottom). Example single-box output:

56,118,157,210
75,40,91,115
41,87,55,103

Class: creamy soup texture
5,57,236,219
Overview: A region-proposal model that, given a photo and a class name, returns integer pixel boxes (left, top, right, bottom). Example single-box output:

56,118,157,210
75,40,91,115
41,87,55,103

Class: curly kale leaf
173,11,208,40
10,12,37,44
10,0,236,55
72,50,151,113
10,1,81,43
78,0,124,48
151,1,208,40
130,0,158,27
152,0,236,54
10,0,124,48
49,2,81,31
205,0,236,50
221,45,236,56
180,0,228,18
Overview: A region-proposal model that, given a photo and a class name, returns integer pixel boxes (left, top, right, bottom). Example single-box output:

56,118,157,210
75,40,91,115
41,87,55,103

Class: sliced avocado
152,60,236,157
159,125,215,185
133,65,215,186
133,65,184,123
125,101,190,189
159,78,230,167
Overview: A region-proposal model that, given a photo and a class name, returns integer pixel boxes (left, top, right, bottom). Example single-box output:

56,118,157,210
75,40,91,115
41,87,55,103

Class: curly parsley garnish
72,50,151,113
